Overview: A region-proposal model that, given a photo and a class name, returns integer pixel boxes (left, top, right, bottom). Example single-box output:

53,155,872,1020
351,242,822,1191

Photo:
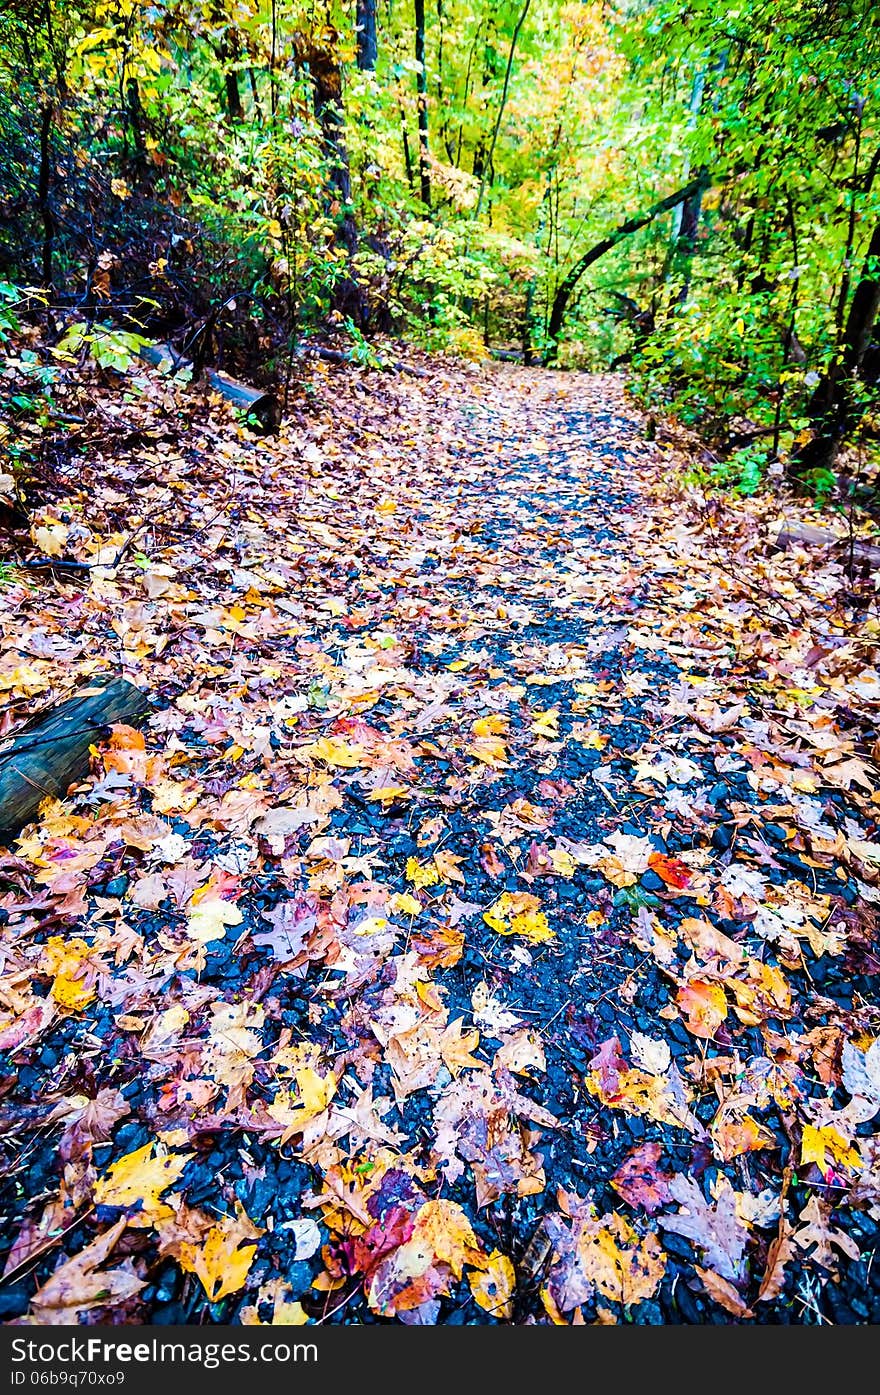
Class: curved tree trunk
543,174,709,362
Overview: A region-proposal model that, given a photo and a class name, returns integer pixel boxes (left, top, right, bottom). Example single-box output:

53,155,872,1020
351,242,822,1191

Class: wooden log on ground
772,522,880,568
0,679,151,839
139,343,276,430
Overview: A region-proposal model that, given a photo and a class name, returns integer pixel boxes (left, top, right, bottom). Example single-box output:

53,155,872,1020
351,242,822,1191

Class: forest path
1,364,877,1325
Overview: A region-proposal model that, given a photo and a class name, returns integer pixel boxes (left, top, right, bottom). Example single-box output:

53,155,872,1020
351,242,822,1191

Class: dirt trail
1,364,878,1324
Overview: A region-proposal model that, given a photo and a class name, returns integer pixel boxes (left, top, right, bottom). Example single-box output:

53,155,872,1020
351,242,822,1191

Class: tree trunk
543,174,710,362
225,67,243,122
673,166,706,304
414,0,431,206
297,25,368,327
211,5,244,122
356,0,378,71
473,0,531,220
793,221,880,474
37,101,54,289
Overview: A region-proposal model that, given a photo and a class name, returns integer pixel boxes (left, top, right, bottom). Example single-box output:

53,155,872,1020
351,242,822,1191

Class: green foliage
0,0,877,482
56,323,150,372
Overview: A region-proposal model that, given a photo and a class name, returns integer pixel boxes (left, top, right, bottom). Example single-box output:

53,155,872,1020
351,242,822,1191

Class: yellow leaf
472,714,508,738
95,1142,191,1225
406,856,440,888
469,1250,515,1319
267,1067,338,1143
186,897,243,944
800,1124,861,1174
531,707,559,738
410,1200,484,1278
42,936,96,1013
483,891,554,942
306,736,365,768
549,847,577,877
178,1206,263,1302
368,785,409,804
389,891,422,916
466,736,509,768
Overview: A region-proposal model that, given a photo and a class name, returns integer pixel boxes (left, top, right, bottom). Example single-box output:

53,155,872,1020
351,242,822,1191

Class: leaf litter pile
2,355,880,1325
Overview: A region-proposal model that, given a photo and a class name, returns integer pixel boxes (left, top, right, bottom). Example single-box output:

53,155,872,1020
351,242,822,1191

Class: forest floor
2,352,880,1324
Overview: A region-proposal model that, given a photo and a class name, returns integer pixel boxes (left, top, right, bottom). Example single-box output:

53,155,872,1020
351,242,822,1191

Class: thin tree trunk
398,99,415,190
474,0,531,219
356,0,377,71
414,0,431,206
38,102,54,289
543,174,710,361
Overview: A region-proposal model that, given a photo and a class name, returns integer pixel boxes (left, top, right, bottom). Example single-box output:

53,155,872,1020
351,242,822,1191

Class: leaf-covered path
2,362,879,1324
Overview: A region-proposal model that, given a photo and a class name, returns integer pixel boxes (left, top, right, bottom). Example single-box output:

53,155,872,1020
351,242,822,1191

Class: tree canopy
1,0,879,481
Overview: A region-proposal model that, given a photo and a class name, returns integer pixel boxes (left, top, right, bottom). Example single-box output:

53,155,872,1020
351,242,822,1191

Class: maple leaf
493,1028,546,1077
438,1017,483,1076
367,1199,487,1318
28,1219,144,1322
240,1278,311,1325
545,1198,665,1312
305,735,365,768
823,756,875,792
433,849,466,884
406,855,441,889
186,895,243,943
677,979,728,1039
466,734,510,768
647,850,692,890
711,1112,776,1163
586,1037,703,1134
32,522,69,558
483,891,553,943
48,1088,130,1163
94,1142,191,1225
268,1066,339,1143
800,1123,861,1175
178,1205,263,1302
41,936,98,1013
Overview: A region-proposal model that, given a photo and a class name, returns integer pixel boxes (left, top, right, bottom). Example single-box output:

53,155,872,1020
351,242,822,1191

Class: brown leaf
29,1219,144,1321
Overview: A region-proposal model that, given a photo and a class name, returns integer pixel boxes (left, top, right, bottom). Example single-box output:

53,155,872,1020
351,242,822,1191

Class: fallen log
0,679,151,839
301,343,430,379
139,343,276,430
773,521,880,568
